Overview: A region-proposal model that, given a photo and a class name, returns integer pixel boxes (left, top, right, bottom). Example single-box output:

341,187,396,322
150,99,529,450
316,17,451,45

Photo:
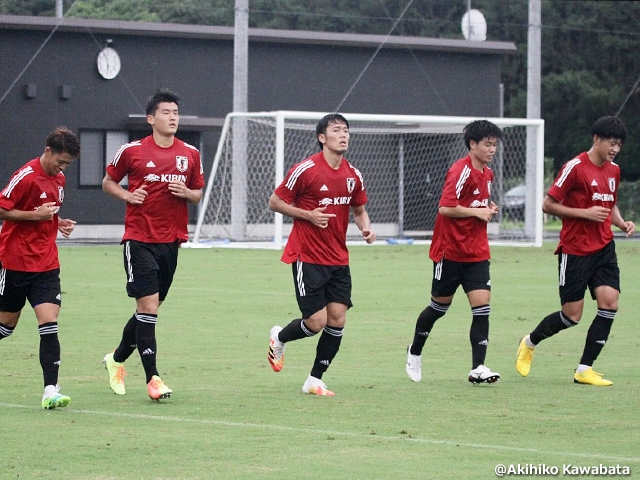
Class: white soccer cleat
302,375,335,396
406,345,422,382
468,364,500,384
268,325,286,372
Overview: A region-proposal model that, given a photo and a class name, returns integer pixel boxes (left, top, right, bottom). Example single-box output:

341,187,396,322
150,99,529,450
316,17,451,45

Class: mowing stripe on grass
3,402,639,464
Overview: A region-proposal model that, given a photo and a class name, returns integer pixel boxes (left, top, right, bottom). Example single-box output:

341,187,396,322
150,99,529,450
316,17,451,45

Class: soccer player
516,116,634,386
102,88,204,400
405,120,502,384
267,113,376,396
0,127,80,409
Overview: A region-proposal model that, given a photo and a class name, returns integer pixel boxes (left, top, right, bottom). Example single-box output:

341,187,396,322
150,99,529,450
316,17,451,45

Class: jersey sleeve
0,167,32,211
439,163,465,207
106,142,140,183
189,149,205,190
274,164,302,204
547,158,580,202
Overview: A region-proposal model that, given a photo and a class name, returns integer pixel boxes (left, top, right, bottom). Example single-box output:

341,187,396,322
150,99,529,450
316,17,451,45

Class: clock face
96,46,121,80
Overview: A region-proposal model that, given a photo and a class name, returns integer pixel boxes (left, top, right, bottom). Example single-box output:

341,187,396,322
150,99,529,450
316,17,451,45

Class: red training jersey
274,151,368,266
107,135,205,244
548,151,619,256
0,157,65,272
429,155,493,263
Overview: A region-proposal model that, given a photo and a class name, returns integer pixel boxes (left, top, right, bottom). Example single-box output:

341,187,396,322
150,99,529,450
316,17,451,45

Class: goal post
191,111,545,248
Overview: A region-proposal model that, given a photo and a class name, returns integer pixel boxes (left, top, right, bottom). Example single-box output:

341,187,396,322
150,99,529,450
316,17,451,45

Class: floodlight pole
231,0,249,241
526,0,543,244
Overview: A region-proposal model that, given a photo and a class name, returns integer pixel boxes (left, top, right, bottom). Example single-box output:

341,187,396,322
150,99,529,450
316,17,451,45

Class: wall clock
96,46,121,80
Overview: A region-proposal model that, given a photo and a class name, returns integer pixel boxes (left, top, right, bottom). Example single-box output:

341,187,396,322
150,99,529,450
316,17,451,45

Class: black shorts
558,241,620,305
431,259,491,297
0,266,61,312
123,240,179,301
292,260,352,318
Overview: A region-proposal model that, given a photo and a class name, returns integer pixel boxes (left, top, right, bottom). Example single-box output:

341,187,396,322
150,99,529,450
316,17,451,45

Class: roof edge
0,14,517,55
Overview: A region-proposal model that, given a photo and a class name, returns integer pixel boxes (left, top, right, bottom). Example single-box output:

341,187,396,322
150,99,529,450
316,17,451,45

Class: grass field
1,242,640,479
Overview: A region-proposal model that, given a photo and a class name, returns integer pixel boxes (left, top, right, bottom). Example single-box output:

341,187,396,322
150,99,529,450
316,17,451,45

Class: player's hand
168,180,191,199
58,218,77,238
585,206,610,222
621,220,635,237
128,185,148,205
489,201,499,215
475,207,495,223
362,228,376,244
309,206,336,228
34,202,59,220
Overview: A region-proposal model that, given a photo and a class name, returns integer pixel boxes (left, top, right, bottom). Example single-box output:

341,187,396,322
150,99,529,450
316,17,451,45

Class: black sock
0,322,15,340
39,322,60,387
470,304,490,369
410,299,449,355
310,326,343,379
114,313,137,363
530,311,577,345
135,312,158,383
278,318,317,343
580,309,615,366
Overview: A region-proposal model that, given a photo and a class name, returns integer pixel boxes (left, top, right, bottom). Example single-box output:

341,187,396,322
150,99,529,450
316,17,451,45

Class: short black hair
591,116,626,143
146,88,180,116
463,120,503,150
315,113,349,151
46,126,80,157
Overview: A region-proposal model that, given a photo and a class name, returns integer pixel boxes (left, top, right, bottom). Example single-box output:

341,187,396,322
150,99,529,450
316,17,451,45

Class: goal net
191,111,544,248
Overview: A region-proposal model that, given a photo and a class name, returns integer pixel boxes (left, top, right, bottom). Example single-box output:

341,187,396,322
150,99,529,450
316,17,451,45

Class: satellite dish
461,9,487,41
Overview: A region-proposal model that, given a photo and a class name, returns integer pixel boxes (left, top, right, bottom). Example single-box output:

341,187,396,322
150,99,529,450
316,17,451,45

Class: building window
79,130,129,187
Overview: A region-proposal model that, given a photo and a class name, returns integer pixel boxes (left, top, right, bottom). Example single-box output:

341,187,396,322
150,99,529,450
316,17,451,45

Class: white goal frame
191,111,544,248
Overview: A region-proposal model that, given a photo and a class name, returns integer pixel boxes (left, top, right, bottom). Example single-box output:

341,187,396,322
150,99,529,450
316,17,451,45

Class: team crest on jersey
58,186,64,204
608,178,616,192
176,156,188,172
346,178,356,194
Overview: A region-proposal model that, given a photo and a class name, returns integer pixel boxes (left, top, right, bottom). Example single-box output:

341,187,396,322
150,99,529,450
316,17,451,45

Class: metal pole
526,0,542,240
231,0,249,241
56,0,63,18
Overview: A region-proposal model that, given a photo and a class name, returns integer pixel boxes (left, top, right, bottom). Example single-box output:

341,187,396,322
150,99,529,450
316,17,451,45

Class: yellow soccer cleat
574,367,612,386
515,336,535,377
103,352,127,395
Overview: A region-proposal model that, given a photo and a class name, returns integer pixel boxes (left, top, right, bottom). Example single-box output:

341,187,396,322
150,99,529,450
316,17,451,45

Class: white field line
1,403,639,464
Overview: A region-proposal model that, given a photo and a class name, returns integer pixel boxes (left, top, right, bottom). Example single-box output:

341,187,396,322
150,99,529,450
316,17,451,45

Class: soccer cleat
573,367,612,386
103,352,127,395
268,325,286,372
405,344,422,382
302,375,335,396
468,365,501,384
515,336,535,377
147,375,172,400
42,386,71,410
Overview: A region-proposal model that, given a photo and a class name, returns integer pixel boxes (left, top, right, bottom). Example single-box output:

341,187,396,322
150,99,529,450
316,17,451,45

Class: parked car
502,184,526,221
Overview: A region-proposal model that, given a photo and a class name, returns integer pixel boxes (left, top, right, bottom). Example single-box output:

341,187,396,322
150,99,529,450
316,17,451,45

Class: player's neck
322,150,343,169
152,131,175,148
469,154,486,171
586,148,606,167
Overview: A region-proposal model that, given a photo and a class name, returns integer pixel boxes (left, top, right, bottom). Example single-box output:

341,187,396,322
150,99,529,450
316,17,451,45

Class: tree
3,0,640,178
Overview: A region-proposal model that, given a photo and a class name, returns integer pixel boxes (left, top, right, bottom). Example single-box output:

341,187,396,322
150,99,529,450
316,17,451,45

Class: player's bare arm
168,181,203,204
268,192,336,228
611,205,635,237
102,174,148,205
0,202,59,222
352,204,376,244
439,204,495,223
542,194,610,222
